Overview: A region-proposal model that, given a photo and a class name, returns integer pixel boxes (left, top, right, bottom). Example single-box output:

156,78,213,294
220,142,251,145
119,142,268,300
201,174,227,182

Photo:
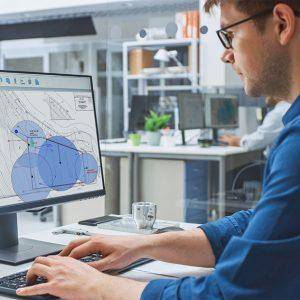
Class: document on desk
134,261,214,279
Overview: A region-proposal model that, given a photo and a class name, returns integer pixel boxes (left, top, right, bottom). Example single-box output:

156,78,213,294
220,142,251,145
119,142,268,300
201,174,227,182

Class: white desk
0,221,214,300
100,143,261,218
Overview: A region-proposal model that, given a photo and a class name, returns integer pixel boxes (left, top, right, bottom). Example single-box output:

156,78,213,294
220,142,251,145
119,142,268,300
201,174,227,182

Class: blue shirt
141,96,300,300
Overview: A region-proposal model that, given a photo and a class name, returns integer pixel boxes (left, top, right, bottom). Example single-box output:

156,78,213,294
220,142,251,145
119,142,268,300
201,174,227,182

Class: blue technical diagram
11,152,51,202
12,120,46,154
10,120,99,202
38,136,80,191
75,153,99,185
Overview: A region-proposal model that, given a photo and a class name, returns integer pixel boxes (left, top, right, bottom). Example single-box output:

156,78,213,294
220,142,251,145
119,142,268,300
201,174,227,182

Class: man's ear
273,4,296,46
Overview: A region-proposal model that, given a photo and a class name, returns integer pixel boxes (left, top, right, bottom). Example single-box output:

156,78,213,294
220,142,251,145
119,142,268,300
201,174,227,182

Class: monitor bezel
0,70,106,215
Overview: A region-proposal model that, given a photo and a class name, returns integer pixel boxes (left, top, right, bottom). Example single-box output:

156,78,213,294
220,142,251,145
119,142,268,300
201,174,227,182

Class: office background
0,0,266,231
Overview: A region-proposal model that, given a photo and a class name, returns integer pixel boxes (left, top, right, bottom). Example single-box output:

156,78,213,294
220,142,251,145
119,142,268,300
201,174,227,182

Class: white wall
120,157,185,222
199,0,242,88
200,0,224,87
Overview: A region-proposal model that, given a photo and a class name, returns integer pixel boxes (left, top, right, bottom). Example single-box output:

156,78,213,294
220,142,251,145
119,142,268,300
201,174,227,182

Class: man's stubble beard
244,48,292,99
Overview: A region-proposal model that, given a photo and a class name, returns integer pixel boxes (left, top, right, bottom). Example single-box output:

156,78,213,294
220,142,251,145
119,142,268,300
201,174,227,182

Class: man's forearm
101,276,147,300
141,228,215,268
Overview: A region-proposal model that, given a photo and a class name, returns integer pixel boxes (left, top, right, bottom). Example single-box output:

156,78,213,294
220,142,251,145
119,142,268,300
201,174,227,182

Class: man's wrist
101,275,148,300
137,234,161,258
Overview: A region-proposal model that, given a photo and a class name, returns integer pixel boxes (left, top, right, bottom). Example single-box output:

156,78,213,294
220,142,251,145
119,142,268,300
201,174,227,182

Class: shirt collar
283,95,300,126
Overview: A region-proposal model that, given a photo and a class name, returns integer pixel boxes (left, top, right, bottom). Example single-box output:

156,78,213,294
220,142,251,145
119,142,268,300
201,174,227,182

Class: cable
231,160,266,191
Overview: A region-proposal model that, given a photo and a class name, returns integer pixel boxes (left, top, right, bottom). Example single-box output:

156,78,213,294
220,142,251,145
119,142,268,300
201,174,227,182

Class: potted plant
128,133,142,146
144,111,171,146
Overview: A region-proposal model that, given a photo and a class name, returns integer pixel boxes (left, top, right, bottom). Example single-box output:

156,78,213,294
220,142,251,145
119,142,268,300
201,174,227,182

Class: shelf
146,85,199,92
127,73,196,80
123,38,199,49
123,35,201,132
98,71,123,78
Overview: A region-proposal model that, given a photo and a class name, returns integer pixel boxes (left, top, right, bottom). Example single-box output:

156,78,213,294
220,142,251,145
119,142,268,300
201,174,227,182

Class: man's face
220,3,291,98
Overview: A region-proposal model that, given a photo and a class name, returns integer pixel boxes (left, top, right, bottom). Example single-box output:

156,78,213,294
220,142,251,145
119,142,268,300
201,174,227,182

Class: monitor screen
0,71,104,213
129,95,160,131
205,94,239,129
177,93,205,130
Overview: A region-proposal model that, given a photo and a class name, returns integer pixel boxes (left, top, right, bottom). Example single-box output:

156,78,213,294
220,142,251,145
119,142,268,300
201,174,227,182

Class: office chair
225,160,266,214
231,160,266,191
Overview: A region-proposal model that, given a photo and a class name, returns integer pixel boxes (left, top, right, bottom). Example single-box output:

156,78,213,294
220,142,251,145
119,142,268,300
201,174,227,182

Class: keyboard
0,254,152,299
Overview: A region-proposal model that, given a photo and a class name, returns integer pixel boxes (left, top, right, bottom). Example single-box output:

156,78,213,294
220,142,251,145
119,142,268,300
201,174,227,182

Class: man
220,96,291,154
17,1,300,299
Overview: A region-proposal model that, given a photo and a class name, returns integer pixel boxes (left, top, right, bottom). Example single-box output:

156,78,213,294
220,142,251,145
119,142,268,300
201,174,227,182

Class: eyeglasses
216,9,300,49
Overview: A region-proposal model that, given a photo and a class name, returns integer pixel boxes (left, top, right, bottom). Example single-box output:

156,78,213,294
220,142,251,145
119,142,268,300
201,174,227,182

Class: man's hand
59,234,150,271
16,256,147,300
60,229,215,270
16,256,106,300
219,135,241,147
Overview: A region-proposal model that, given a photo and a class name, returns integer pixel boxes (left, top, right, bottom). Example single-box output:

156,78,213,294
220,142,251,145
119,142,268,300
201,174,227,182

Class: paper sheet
134,260,214,278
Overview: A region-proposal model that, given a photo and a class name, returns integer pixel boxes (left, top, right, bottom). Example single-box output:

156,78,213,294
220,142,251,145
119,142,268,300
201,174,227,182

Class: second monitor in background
177,93,239,146
129,95,160,132
177,93,205,145
129,95,176,132
205,94,239,144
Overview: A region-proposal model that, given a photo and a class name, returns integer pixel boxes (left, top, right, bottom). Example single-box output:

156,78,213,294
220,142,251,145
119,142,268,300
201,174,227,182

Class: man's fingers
88,255,121,271
47,255,77,263
69,240,101,259
26,263,52,285
60,237,91,256
34,256,58,267
17,283,52,296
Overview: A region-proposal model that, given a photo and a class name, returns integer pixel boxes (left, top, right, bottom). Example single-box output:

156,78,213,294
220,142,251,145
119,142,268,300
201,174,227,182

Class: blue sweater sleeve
199,209,253,262
141,121,300,300
141,210,253,300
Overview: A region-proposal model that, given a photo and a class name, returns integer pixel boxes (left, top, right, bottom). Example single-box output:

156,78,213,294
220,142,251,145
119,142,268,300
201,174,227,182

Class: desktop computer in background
129,95,160,132
177,93,207,223
177,93,205,145
0,71,105,265
177,93,239,145
129,95,176,132
177,93,239,223
204,94,239,144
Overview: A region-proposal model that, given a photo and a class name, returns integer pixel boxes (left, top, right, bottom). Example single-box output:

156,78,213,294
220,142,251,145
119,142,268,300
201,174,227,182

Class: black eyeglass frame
216,9,300,49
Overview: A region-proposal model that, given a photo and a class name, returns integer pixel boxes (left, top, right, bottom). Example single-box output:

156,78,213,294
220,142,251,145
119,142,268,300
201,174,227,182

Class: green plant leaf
144,111,171,132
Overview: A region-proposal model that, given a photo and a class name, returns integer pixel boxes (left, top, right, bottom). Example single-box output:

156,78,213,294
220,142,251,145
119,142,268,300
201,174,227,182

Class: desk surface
0,221,214,300
100,142,251,157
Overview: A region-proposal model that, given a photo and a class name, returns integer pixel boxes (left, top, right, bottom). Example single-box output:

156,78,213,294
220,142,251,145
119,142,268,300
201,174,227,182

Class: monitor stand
211,128,227,146
0,213,64,265
181,130,186,146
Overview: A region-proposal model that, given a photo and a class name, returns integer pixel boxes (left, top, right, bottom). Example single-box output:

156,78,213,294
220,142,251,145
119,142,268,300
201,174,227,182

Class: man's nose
221,49,234,64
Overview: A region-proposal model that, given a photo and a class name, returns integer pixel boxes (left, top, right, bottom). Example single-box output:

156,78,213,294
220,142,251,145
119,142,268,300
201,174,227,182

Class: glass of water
132,202,157,230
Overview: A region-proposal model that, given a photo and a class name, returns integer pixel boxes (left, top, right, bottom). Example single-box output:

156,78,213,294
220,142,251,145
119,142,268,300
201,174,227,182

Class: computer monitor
159,96,177,130
205,94,239,143
205,94,239,128
177,93,205,144
129,95,160,131
177,93,205,130
0,70,105,265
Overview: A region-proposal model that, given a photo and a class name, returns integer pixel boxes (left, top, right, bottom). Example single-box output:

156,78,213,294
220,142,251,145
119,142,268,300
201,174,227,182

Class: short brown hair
204,0,300,31
204,0,300,14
